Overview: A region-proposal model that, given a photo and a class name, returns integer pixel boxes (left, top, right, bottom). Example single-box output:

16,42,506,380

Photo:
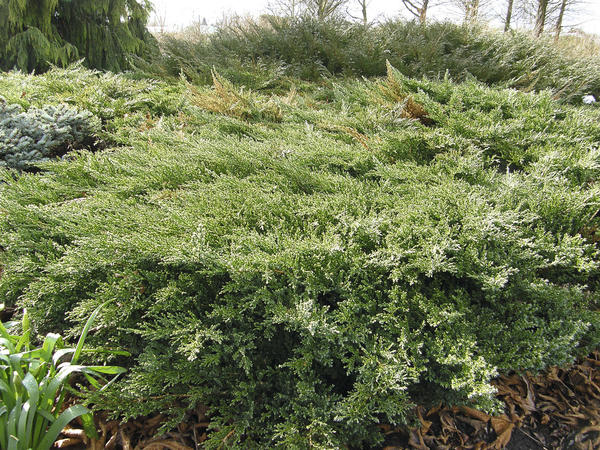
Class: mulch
54,352,600,449
381,351,600,450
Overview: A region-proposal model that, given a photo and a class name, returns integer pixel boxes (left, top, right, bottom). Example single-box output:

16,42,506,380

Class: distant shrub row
148,18,600,103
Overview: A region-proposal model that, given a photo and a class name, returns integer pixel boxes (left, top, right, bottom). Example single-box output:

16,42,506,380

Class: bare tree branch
401,0,431,24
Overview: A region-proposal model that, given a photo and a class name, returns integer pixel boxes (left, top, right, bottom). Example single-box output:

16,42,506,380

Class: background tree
450,0,495,23
0,0,76,72
514,0,586,37
504,0,515,31
268,0,306,18
554,0,567,37
304,0,349,20
534,0,550,35
149,5,169,33
464,0,480,22
552,0,584,39
355,0,371,25
401,0,431,25
0,0,155,73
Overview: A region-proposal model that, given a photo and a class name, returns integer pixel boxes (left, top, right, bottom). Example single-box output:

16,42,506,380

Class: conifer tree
0,0,155,73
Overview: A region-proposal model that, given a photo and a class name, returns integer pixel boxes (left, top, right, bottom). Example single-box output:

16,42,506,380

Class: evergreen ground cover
0,100,99,170
0,63,600,448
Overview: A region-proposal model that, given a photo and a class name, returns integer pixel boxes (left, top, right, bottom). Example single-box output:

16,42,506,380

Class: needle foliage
0,0,155,72
0,98,99,170
152,18,600,103
0,64,599,448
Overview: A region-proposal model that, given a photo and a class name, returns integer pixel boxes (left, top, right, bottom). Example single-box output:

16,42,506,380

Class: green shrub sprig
0,99,99,170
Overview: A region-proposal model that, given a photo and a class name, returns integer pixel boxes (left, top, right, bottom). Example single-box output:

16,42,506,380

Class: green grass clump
0,64,599,448
0,303,127,449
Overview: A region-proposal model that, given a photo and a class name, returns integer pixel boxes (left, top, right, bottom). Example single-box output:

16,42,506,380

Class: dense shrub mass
0,99,99,169
0,65,599,448
150,18,600,103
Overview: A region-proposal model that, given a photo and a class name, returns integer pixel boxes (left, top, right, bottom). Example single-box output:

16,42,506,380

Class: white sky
149,0,600,34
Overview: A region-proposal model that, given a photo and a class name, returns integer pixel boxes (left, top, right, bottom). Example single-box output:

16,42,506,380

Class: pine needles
375,61,434,125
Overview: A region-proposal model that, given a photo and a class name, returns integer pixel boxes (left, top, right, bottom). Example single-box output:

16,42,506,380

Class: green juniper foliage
0,64,599,448
0,0,155,72
0,98,99,170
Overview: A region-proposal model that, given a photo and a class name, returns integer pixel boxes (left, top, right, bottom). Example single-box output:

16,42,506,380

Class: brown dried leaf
520,375,537,413
455,414,487,433
54,438,83,448
426,404,442,417
60,428,87,440
378,424,393,433
578,425,600,436
586,357,600,367
141,441,193,450
120,429,132,450
460,406,491,423
491,415,512,435
491,422,514,449
417,407,432,434
439,411,458,434
538,393,562,408
408,428,428,449
104,433,118,450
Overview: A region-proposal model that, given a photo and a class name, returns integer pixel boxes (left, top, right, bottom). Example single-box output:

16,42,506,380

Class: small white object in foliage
583,95,597,104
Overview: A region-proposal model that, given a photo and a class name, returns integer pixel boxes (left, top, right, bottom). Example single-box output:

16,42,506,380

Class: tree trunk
554,0,568,40
535,0,549,36
419,0,429,25
464,0,480,23
361,0,368,26
504,0,514,32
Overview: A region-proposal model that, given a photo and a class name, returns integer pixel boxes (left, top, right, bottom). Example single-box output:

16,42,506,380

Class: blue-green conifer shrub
0,99,99,170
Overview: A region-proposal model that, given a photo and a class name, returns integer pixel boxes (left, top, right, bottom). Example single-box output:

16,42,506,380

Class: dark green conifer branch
0,0,155,72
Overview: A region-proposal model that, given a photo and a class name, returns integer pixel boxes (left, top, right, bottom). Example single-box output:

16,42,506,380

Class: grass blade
37,405,90,450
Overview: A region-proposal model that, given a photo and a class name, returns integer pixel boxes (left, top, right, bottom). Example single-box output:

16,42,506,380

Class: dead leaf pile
492,350,600,449
54,406,209,450
381,351,600,449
